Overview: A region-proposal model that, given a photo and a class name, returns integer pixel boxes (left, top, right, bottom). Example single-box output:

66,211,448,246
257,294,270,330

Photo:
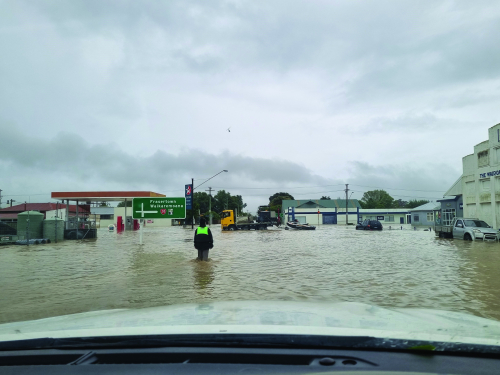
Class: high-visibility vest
197,226,209,235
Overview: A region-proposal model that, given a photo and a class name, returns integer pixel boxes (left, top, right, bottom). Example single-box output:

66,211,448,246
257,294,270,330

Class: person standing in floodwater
194,218,213,261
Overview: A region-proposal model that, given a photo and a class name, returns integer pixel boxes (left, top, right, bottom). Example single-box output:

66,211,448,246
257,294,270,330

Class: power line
350,184,444,193
350,190,441,200
233,189,346,197
208,183,445,193
157,187,441,199
209,184,346,190
1,184,444,201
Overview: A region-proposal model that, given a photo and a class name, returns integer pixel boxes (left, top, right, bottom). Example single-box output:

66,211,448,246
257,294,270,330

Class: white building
444,123,500,228
358,208,411,225
282,199,417,225
282,199,361,225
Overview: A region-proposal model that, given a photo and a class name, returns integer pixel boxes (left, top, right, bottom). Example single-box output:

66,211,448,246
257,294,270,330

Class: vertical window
426,212,434,222
414,215,420,222
442,209,456,226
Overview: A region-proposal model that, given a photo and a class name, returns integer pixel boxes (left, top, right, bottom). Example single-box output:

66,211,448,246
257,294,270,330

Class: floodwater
1,225,500,324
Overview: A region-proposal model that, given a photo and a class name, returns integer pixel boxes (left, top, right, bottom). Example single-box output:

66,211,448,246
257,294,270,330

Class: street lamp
194,170,228,189
194,170,228,227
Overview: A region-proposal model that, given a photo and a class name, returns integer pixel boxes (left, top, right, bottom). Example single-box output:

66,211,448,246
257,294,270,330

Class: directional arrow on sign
135,203,158,218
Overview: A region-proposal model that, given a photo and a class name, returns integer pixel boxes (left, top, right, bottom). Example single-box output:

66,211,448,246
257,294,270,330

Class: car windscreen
464,220,490,228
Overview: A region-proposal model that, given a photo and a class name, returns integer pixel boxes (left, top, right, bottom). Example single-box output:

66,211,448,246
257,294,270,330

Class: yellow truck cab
221,210,269,231
221,210,235,230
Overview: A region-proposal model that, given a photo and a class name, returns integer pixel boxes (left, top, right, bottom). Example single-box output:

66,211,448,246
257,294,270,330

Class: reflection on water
193,260,215,291
1,226,500,323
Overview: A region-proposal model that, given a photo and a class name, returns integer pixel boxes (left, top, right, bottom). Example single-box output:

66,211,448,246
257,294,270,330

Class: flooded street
1,226,500,324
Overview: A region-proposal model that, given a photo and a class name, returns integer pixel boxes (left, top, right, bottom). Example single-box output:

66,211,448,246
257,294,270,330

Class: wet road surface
1,225,500,323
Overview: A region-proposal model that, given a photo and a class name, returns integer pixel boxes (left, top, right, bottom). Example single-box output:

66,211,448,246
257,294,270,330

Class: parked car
356,219,383,231
435,217,498,240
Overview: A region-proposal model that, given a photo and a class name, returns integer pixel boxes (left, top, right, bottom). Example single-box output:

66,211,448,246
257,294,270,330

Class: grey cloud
347,161,461,200
432,88,500,110
349,112,479,135
1,122,328,189
22,0,500,108
5,2,500,110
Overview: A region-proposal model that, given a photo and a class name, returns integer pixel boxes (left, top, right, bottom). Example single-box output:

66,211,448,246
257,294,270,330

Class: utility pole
25,201,30,247
191,178,194,229
345,184,349,225
206,187,213,226
0,189,2,208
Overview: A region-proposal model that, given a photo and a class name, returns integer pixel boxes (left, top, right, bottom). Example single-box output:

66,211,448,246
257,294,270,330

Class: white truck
435,217,498,241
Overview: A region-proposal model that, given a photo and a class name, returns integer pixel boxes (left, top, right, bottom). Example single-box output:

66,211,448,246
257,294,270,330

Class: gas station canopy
51,191,166,202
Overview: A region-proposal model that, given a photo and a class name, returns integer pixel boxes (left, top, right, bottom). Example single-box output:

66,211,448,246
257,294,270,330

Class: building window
442,209,456,226
414,215,420,222
100,214,114,220
386,216,394,222
478,150,489,167
426,212,434,222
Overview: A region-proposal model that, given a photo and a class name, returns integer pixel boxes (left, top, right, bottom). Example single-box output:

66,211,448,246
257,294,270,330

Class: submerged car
436,217,498,240
453,219,498,241
356,219,383,231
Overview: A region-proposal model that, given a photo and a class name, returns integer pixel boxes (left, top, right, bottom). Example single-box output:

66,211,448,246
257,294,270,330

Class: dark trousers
197,249,209,261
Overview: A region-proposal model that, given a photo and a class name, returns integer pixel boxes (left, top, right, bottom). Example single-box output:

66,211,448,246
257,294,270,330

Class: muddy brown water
1,225,500,324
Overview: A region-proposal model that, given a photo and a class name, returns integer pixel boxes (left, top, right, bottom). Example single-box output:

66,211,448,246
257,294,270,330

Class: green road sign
132,197,186,219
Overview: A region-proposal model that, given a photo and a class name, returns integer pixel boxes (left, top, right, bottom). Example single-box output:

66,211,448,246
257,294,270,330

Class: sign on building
132,198,186,219
185,184,193,210
377,216,384,220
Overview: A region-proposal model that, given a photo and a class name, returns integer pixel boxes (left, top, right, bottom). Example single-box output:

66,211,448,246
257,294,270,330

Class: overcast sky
1,0,500,212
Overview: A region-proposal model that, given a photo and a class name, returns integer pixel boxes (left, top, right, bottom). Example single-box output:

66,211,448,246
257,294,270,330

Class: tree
117,201,132,207
394,199,408,208
268,192,294,210
204,211,220,221
186,190,247,221
230,195,246,214
213,190,231,213
320,196,331,200
359,190,397,209
193,192,210,214
406,199,430,209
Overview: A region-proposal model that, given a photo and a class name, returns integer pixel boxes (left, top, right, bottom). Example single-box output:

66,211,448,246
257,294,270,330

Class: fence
0,221,17,235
